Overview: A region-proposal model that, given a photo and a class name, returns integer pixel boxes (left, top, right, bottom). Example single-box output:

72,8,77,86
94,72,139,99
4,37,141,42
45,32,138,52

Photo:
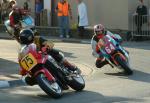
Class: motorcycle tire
68,74,85,91
115,55,133,75
36,73,62,98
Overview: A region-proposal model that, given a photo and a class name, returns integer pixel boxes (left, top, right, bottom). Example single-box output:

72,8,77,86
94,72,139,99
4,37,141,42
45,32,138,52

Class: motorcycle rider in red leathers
91,24,122,68
19,29,77,88
9,4,29,42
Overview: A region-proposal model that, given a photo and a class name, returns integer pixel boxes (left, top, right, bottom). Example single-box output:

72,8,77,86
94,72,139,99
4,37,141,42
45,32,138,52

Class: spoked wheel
68,73,85,91
36,73,62,98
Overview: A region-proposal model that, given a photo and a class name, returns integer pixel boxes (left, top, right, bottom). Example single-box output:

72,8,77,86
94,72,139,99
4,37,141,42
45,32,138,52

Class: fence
131,15,150,39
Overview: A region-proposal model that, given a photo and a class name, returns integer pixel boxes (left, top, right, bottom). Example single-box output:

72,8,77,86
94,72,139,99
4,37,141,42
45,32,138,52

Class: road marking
80,40,91,44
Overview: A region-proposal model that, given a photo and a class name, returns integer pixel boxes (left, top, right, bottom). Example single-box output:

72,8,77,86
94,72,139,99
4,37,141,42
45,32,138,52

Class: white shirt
78,2,88,26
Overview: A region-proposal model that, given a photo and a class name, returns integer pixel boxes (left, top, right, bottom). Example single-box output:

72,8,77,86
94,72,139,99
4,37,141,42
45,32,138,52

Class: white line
0,81,10,88
80,41,91,44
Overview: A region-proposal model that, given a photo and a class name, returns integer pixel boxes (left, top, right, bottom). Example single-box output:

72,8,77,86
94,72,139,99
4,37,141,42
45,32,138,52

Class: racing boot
96,57,109,68
62,59,78,71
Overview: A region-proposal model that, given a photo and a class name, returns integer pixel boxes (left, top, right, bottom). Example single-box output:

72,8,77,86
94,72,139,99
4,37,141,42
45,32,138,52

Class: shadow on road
122,70,150,84
0,89,144,103
104,72,132,76
105,69,150,84
0,58,19,74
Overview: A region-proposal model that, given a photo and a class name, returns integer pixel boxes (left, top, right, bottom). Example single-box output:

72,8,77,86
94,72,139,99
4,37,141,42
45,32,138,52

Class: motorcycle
98,34,133,75
4,15,38,42
18,43,85,98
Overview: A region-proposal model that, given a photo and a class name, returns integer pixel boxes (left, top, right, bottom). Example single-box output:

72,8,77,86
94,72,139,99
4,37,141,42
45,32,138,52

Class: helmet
20,29,34,45
94,24,105,35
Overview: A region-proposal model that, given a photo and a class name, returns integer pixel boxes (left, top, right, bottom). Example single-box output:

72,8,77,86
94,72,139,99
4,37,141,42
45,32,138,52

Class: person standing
0,3,2,24
55,0,72,38
77,0,88,38
8,0,16,14
24,0,29,10
35,0,43,26
134,0,147,33
1,0,9,23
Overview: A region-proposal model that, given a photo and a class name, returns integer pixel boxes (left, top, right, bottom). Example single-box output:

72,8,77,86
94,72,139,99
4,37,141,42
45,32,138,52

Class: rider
9,4,29,42
19,29,77,86
91,24,122,68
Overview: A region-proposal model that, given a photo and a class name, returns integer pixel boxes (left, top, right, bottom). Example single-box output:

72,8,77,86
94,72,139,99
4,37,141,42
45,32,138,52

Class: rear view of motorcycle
18,43,85,98
4,15,38,43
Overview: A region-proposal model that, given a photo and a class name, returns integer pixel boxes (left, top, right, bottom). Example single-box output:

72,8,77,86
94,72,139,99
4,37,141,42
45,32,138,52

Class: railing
131,15,150,39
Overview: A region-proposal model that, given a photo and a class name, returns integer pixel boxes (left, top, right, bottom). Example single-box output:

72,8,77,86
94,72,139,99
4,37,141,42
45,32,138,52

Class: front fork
34,68,55,81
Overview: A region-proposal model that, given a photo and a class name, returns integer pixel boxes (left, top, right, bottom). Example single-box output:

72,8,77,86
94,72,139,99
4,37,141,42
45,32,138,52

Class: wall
69,0,129,30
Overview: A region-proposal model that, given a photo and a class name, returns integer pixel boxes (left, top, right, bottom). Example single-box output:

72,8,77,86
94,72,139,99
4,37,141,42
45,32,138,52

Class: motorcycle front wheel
68,74,85,91
36,73,62,98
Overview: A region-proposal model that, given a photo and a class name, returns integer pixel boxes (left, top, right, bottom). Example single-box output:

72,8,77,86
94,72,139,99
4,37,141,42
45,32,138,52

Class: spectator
148,7,150,26
0,3,2,24
134,0,147,33
9,4,30,42
55,0,72,38
24,0,31,11
8,0,17,13
76,0,88,38
1,0,9,23
35,0,43,26
24,0,29,10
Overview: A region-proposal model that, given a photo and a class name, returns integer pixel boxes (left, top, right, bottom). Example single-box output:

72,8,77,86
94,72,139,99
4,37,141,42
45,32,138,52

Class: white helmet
94,24,105,35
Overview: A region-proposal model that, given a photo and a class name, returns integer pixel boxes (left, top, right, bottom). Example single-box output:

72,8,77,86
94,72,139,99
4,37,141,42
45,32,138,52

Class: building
69,0,150,31
15,0,150,31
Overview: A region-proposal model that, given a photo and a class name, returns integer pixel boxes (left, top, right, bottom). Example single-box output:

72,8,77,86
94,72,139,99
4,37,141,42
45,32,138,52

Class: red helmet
94,24,105,35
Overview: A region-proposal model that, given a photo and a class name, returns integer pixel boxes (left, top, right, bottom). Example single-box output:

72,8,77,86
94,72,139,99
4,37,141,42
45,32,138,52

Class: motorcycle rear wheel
68,74,85,91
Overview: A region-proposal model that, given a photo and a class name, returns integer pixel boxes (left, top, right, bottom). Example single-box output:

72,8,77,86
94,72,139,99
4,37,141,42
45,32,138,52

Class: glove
97,39,105,48
42,41,54,49
19,68,26,76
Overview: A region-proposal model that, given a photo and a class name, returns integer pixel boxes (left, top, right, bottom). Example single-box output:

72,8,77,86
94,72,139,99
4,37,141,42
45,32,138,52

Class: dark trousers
35,13,40,26
78,16,85,37
95,58,108,68
47,49,63,63
0,12,1,24
135,16,142,33
78,26,85,37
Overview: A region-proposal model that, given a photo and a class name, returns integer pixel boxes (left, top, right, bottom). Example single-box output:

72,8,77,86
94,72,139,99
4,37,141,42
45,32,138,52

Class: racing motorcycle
4,15,38,42
18,43,85,98
98,34,133,75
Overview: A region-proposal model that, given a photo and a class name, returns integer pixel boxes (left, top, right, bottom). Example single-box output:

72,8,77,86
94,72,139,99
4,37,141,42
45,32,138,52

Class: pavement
0,32,91,44
0,32,150,89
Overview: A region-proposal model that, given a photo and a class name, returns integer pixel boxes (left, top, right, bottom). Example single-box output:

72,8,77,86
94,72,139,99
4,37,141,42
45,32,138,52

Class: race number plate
105,43,115,54
20,53,37,71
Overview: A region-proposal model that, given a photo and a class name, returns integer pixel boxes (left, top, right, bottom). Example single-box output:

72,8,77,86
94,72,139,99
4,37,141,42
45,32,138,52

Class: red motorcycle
18,43,85,98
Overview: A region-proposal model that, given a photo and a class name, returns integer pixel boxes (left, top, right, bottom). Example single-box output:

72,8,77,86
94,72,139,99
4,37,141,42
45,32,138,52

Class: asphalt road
0,40,150,103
